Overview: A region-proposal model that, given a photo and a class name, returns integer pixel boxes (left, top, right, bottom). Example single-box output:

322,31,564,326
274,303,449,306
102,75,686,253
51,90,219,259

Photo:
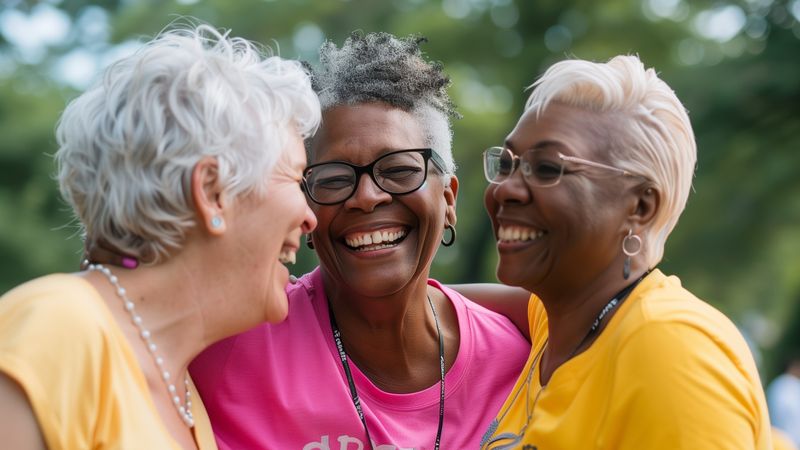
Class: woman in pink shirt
189,32,530,449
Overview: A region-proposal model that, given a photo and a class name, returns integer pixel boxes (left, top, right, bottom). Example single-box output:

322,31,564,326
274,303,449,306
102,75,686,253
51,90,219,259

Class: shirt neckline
308,268,470,411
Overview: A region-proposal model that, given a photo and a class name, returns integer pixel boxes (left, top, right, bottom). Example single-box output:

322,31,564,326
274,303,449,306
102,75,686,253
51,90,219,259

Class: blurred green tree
1,0,798,378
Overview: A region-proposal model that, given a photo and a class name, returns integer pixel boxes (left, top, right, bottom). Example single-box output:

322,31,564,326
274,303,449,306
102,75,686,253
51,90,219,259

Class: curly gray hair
55,24,320,263
309,32,459,177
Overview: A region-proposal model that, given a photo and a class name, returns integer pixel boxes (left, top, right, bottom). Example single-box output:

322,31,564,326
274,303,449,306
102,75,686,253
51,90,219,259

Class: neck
86,262,202,381
322,270,456,393
537,263,649,383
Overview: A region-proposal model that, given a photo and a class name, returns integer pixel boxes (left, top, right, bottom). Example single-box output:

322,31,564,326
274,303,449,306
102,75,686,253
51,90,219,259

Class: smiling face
484,102,634,296
233,131,317,322
309,102,457,298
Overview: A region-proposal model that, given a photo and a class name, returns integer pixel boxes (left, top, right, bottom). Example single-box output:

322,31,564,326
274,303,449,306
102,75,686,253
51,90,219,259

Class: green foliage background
1,0,798,379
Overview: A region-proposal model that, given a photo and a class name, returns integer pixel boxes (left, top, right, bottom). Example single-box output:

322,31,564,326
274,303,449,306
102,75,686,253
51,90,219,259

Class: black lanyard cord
328,294,445,450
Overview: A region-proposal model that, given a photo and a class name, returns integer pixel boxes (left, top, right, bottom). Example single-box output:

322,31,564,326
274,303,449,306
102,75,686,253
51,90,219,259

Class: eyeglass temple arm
430,150,447,173
558,154,634,176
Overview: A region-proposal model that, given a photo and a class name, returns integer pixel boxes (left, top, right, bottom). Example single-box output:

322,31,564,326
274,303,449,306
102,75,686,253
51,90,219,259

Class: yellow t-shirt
773,427,799,450
0,274,217,449
481,269,771,449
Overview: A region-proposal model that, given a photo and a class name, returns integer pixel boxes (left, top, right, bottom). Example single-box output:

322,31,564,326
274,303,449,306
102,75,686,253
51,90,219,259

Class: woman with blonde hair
0,23,319,449
480,55,771,448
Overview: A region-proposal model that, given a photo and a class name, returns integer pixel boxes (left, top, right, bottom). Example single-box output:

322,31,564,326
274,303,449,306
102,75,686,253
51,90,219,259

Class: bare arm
0,372,47,450
448,283,531,340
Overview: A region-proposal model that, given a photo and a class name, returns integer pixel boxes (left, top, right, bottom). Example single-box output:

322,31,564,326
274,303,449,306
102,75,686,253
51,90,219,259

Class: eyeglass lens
484,147,564,187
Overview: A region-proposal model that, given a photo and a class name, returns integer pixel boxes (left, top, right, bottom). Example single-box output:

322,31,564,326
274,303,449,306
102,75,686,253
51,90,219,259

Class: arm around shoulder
448,283,531,340
0,372,47,450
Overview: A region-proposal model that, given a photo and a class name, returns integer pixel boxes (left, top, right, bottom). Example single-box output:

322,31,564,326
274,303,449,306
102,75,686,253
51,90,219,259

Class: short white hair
311,32,459,179
55,23,320,263
525,55,696,267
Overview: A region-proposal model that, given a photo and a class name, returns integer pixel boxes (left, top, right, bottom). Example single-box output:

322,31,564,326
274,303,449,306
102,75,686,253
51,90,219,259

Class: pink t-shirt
191,268,529,449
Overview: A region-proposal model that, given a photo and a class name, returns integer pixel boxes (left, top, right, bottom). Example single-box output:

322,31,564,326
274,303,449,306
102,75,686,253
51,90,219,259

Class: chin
263,289,290,323
332,262,411,296
496,266,528,289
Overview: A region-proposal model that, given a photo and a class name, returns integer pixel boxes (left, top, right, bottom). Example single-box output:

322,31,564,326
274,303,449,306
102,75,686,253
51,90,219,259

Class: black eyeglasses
302,148,446,205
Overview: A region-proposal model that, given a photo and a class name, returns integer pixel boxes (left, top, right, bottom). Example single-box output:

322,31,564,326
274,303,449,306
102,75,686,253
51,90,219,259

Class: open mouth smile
278,246,297,265
498,225,546,243
343,227,409,252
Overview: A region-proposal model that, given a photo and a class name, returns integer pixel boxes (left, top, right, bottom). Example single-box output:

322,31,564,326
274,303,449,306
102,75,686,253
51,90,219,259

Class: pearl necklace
88,263,195,428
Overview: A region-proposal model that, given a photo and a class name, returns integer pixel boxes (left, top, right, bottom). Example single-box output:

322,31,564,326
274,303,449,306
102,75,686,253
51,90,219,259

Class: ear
627,183,660,233
443,175,459,226
191,156,227,235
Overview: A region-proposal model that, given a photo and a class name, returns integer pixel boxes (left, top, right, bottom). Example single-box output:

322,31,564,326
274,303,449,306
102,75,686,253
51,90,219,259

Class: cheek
556,185,618,235
484,186,498,218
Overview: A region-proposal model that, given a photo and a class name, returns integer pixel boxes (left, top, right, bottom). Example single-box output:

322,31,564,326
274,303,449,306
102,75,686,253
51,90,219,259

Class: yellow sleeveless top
0,274,217,449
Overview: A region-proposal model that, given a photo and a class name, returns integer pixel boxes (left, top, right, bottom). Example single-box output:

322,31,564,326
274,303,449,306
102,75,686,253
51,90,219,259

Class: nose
344,173,392,212
490,170,531,206
300,202,317,234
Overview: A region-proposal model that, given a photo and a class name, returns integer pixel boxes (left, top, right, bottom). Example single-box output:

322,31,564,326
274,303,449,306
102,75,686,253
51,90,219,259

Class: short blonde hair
55,24,320,263
525,55,696,266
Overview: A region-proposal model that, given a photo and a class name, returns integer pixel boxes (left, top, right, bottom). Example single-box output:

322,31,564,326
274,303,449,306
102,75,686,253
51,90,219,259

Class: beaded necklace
88,263,194,428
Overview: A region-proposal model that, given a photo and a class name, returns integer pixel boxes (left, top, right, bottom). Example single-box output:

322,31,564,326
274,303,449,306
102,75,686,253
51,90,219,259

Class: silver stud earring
211,216,224,229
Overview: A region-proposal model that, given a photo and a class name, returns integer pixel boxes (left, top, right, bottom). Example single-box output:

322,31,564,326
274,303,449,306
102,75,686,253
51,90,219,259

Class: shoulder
0,274,110,344
286,267,323,306
0,275,121,448
608,317,769,446
616,270,753,365
605,272,768,443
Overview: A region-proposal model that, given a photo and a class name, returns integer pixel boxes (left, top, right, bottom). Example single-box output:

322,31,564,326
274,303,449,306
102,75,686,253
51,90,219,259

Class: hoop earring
441,224,456,247
306,234,315,250
622,229,642,280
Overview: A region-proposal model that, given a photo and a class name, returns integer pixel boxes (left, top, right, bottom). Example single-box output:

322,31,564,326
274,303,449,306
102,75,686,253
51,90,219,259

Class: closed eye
526,161,563,179
377,166,422,180
314,176,353,190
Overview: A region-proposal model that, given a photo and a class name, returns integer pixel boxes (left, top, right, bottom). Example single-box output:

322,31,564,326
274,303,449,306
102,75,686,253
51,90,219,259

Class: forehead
280,130,307,170
506,102,609,158
310,103,426,164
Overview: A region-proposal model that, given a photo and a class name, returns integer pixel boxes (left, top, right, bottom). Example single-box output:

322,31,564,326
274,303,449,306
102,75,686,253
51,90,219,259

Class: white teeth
498,226,545,242
345,229,407,249
278,251,296,265
354,243,396,252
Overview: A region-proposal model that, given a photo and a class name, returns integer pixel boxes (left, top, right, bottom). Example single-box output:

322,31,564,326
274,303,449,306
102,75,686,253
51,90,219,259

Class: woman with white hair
479,55,771,448
0,24,319,449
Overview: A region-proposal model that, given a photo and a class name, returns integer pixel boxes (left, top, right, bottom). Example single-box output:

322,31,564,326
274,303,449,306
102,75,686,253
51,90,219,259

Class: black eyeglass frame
302,148,447,205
